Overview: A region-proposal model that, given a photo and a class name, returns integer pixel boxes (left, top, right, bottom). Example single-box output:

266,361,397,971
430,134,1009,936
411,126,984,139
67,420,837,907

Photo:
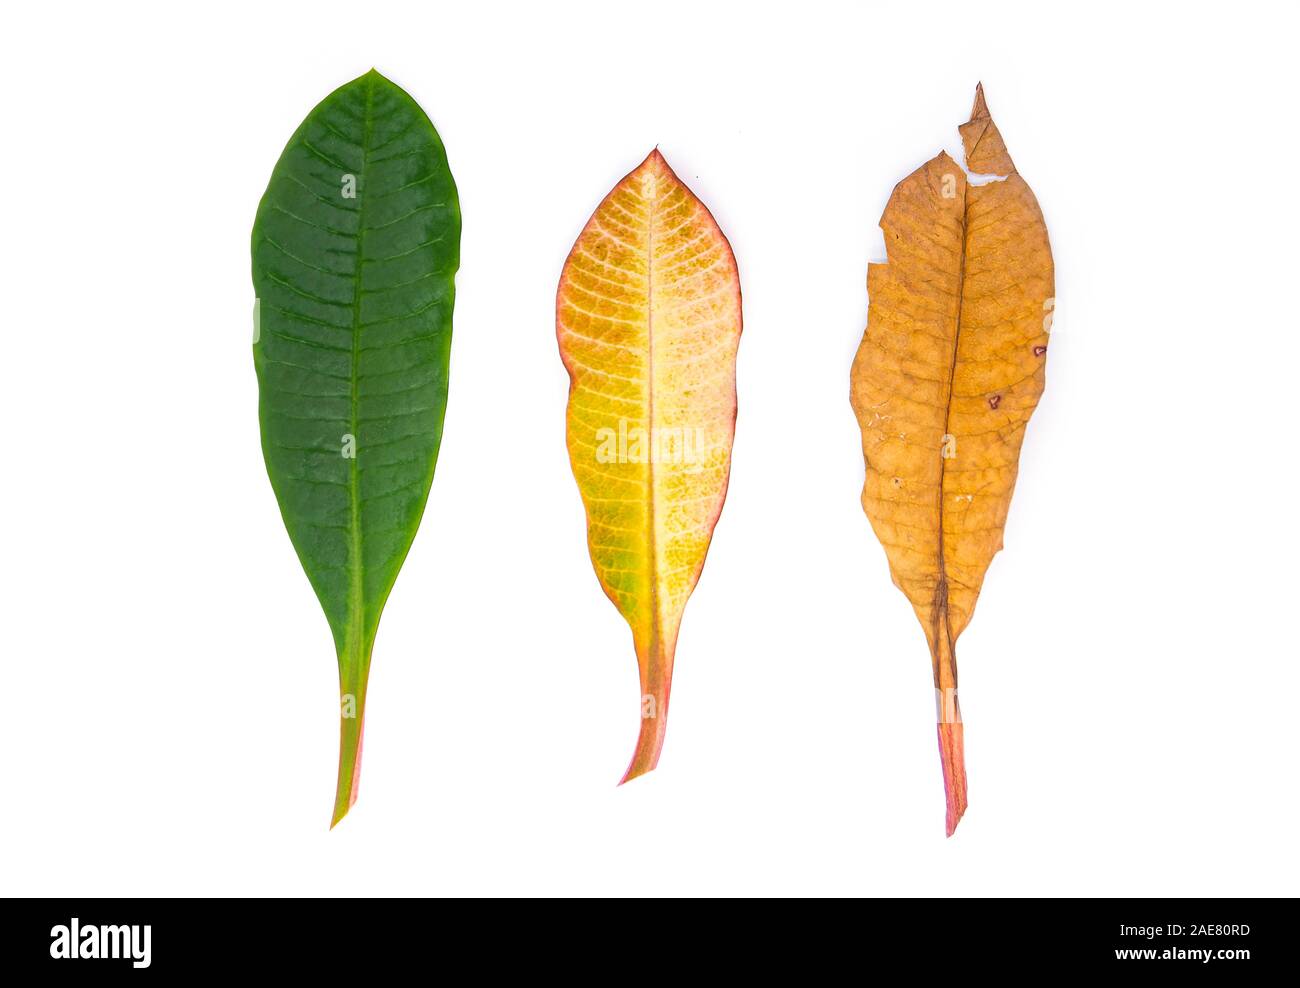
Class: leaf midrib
932,171,970,659
644,174,658,661
345,75,376,661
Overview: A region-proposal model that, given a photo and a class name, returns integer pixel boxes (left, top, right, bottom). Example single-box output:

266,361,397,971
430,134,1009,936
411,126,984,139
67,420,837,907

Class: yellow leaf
850,86,1054,834
557,150,742,782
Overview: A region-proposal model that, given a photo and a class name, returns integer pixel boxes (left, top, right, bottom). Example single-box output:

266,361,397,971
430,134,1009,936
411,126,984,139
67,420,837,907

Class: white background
2,0,1296,897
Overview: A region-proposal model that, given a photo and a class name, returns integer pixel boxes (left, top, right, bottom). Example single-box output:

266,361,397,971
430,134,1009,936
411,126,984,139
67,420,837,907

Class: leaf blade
557,150,742,781
850,86,1053,834
251,70,460,825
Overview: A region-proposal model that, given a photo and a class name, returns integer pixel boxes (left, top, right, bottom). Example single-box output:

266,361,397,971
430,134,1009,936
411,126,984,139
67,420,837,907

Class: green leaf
251,70,460,826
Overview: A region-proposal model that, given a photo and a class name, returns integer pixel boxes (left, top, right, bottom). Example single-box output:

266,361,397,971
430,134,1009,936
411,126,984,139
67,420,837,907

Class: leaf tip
643,146,669,171
970,82,990,121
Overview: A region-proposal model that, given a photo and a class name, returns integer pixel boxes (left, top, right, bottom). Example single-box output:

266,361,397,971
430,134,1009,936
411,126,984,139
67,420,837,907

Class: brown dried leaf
850,85,1054,835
